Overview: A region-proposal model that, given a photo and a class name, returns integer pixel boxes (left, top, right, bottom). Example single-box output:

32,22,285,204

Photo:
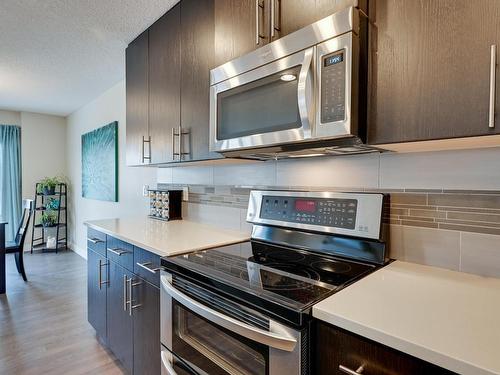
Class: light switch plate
182,186,189,201
142,185,149,197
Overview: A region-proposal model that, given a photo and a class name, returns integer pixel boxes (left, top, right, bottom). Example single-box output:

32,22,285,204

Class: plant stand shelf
31,183,68,254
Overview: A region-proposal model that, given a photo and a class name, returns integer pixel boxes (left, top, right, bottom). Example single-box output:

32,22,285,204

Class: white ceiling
0,0,179,116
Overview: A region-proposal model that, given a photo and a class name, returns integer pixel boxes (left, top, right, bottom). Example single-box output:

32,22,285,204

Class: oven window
217,66,301,140
172,302,268,375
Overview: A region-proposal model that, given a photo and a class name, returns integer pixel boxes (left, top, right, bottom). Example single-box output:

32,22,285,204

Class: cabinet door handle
98,259,109,289
172,126,190,161
255,0,266,45
489,44,497,128
87,237,103,244
270,0,280,38
123,275,128,311
107,247,129,256
142,136,151,163
171,127,176,161
128,278,142,316
136,261,161,274
339,365,364,375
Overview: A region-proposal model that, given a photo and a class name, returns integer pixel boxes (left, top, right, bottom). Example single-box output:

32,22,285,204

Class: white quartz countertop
313,261,500,375
85,217,250,257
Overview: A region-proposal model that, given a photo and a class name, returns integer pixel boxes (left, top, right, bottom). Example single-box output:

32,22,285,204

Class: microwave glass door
217,66,301,141
210,47,314,152
172,301,268,375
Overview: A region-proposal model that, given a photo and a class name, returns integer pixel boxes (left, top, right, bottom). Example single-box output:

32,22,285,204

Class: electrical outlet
182,186,189,201
142,185,149,197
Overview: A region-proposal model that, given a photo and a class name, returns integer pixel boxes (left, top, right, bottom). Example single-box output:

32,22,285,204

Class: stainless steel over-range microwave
209,6,375,160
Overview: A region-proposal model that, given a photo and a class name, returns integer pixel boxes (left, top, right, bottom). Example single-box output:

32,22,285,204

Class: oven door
209,47,315,153
160,273,305,375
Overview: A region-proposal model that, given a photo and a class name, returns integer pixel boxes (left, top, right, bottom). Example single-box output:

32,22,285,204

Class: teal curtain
0,125,22,242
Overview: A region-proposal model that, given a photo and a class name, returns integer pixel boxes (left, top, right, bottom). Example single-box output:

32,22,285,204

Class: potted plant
46,197,60,211
37,177,61,195
40,211,58,227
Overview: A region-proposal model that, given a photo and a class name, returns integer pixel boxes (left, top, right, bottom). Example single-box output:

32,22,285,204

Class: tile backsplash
157,148,500,278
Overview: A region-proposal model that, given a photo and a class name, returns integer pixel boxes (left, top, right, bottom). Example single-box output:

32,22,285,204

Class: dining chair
5,199,34,281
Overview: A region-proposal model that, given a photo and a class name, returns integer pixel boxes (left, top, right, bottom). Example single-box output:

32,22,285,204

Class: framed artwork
81,121,118,201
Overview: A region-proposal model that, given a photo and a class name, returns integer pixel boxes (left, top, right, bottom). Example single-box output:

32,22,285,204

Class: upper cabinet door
149,5,181,164
369,0,500,144
273,0,364,41
126,31,149,166
181,0,222,161
214,0,270,67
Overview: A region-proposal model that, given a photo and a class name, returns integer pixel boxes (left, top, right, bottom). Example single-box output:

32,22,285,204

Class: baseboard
68,242,87,260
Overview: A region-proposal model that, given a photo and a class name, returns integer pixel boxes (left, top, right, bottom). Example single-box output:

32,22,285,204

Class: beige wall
0,109,21,125
66,80,157,258
1,109,66,246
20,112,66,200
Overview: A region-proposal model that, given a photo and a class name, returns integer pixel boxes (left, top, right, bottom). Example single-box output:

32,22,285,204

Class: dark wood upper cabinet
369,0,500,144
149,4,181,164
125,30,149,166
214,0,268,67
314,320,455,375
181,0,222,161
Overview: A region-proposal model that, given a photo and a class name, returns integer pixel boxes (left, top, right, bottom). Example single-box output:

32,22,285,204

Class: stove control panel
260,195,357,229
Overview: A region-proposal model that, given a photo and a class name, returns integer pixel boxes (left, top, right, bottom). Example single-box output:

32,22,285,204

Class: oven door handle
297,47,314,139
161,275,297,352
161,350,178,375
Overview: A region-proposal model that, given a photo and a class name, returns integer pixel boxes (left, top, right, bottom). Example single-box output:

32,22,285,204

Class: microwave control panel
260,195,357,229
321,50,346,124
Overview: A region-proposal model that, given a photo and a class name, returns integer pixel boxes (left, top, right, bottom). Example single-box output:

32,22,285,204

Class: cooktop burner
267,251,306,262
163,240,375,311
311,260,352,274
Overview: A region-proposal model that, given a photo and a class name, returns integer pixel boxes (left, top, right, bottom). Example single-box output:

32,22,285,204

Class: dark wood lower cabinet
133,279,160,375
314,320,456,375
88,229,161,375
87,248,107,341
107,261,134,374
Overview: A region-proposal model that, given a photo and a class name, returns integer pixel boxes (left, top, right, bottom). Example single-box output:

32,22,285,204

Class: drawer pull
339,365,364,375
107,247,129,256
87,237,103,244
136,261,161,274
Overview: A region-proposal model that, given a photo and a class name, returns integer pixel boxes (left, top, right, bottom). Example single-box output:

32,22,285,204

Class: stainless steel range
160,190,388,375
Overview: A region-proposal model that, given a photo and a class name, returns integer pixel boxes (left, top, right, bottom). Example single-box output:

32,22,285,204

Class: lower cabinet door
314,321,455,375
133,278,160,375
87,248,107,340
107,261,134,373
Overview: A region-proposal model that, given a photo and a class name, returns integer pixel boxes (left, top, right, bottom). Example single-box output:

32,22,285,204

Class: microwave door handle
297,48,314,138
161,275,297,352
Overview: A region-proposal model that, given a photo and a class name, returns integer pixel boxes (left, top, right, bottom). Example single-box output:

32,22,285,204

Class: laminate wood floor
0,250,125,375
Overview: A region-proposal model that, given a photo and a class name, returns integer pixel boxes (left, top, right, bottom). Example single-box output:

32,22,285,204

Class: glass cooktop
163,240,375,311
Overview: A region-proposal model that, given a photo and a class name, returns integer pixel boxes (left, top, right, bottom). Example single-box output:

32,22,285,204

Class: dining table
0,222,6,294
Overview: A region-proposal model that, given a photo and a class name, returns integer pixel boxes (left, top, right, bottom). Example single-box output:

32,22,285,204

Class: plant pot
42,186,56,195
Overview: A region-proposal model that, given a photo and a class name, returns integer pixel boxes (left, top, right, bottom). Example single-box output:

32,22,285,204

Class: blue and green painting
81,121,118,202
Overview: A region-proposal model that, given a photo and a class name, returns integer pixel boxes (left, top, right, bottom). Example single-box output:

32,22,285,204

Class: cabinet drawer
134,247,161,287
314,321,454,375
106,236,134,271
87,228,106,257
